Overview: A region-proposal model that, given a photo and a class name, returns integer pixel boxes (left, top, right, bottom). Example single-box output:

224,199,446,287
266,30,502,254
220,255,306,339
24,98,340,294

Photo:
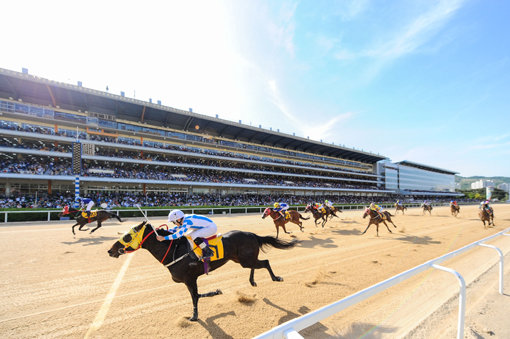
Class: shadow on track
62,236,118,246
395,234,441,245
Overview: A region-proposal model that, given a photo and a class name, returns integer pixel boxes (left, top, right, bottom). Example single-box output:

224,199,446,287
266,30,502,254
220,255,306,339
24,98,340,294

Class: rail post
478,243,504,294
431,264,466,339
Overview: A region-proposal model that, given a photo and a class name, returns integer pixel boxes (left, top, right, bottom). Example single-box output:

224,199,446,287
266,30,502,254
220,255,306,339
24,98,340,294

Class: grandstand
0,68,461,208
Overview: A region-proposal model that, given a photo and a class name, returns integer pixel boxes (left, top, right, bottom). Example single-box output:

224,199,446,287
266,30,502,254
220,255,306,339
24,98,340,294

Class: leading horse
261,208,308,238
361,208,397,236
60,205,123,235
108,221,298,321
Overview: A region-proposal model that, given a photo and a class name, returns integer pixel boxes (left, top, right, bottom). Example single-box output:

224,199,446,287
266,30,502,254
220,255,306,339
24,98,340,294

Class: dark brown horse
60,205,123,235
361,208,397,236
261,208,308,238
394,203,407,214
479,208,494,228
304,204,329,228
422,204,433,215
450,203,460,217
108,221,298,321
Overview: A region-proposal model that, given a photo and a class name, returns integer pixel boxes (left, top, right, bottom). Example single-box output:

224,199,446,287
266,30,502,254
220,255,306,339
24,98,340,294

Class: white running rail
255,228,510,339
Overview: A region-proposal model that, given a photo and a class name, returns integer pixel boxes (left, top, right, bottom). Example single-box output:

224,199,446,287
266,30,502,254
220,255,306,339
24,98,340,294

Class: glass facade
398,165,455,192
378,160,456,192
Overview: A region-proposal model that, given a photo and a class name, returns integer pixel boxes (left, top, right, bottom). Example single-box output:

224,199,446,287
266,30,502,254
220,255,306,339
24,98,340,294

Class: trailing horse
261,208,308,238
422,204,433,215
108,221,298,321
60,205,123,235
361,208,397,236
450,204,460,217
394,203,407,215
479,208,494,228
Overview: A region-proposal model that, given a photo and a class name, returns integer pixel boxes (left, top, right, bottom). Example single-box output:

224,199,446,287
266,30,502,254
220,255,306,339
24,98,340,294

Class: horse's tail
299,213,310,220
255,235,298,252
107,211,123,222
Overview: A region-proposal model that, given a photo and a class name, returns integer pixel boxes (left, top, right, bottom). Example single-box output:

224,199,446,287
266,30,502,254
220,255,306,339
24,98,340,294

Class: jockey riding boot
194,238,214,259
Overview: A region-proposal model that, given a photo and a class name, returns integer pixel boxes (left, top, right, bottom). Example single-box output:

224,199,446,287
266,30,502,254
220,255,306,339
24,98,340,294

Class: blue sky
1,0,509,177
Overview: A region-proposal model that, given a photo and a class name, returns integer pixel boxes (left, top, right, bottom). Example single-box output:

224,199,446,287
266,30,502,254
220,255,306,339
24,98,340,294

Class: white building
471,179,495,189
497,182,509,193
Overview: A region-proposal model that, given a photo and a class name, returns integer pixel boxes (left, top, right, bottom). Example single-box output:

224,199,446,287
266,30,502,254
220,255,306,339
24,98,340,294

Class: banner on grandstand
88,168,115,175
72,142,82,175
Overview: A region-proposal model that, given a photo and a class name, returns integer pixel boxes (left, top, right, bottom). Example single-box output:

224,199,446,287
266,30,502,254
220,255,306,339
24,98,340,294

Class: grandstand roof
0,68,387,164
396,160,458,175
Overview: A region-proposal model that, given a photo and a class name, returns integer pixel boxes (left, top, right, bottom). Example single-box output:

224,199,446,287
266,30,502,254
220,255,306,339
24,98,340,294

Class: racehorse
261,208,308,238
422,204,433,215
450,204,460,217
60,205,123,235
394,203,407,215
479,208,494,228
361,208,397,236
304,204,330,228
107,221,298,321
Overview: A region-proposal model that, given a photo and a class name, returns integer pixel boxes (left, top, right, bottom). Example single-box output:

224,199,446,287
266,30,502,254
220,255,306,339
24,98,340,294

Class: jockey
480,200,492,214
273,202,289,219
325,200,333,208
370,202,382,211
80,197,95,218
396,199,402,206
156,209,216,259
316,202,326,214
369,202,383,215
423,200,430,206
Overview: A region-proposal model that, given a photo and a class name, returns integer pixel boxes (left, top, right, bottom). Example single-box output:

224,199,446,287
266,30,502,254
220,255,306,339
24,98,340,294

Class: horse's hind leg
382,221,393,234
245,260,282,287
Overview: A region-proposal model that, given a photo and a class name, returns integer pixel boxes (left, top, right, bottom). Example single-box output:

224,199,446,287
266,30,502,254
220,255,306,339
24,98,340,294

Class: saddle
187,234,225,262
81,210,98,218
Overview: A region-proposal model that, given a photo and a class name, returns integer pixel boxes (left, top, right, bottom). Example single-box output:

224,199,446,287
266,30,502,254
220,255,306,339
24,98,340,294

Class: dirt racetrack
1,204,509,339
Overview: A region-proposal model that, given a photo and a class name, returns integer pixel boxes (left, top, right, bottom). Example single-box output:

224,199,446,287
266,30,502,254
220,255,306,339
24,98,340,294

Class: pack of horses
58,201,497,321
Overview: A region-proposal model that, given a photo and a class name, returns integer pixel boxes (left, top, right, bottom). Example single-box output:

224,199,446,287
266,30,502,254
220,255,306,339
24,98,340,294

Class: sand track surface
1,204,509,338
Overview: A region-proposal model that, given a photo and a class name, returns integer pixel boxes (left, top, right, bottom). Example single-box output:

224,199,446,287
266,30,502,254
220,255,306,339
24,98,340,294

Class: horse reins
123,226,174,264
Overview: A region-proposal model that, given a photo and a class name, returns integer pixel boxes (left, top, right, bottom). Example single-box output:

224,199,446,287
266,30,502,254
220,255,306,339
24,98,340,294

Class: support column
48,180,52,195
74,176,80,207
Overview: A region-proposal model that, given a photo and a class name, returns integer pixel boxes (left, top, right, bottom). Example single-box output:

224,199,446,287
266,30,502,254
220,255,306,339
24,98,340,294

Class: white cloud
334,0,466,65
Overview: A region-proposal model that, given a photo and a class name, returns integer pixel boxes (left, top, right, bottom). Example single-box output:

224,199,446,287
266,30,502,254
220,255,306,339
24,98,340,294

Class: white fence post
431,264,466,339
478,243,504,294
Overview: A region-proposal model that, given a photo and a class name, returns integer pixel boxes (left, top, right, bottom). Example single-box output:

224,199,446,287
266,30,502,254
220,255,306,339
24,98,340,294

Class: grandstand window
98,119,118,129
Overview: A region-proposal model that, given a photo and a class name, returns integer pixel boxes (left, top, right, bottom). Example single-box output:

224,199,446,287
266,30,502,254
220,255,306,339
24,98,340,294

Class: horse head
362,208,370,219
59,205,70,216
108,221,149,258
261,208,271,219
304,204,312,212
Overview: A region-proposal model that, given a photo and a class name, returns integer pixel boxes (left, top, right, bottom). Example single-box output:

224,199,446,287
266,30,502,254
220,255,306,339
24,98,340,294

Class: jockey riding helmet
168,209,185,223
274,202,280,208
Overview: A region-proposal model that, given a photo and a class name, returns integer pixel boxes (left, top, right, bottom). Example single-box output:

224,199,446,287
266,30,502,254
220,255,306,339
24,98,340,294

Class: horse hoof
189,316,198,322
216,289,223,295
275,277,283,282
250,282,257,287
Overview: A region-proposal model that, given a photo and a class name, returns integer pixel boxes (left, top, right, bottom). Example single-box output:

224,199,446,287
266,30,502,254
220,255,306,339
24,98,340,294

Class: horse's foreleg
361,221,373,235
90,221,102,234
185,280,200,321
71,222,80,235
